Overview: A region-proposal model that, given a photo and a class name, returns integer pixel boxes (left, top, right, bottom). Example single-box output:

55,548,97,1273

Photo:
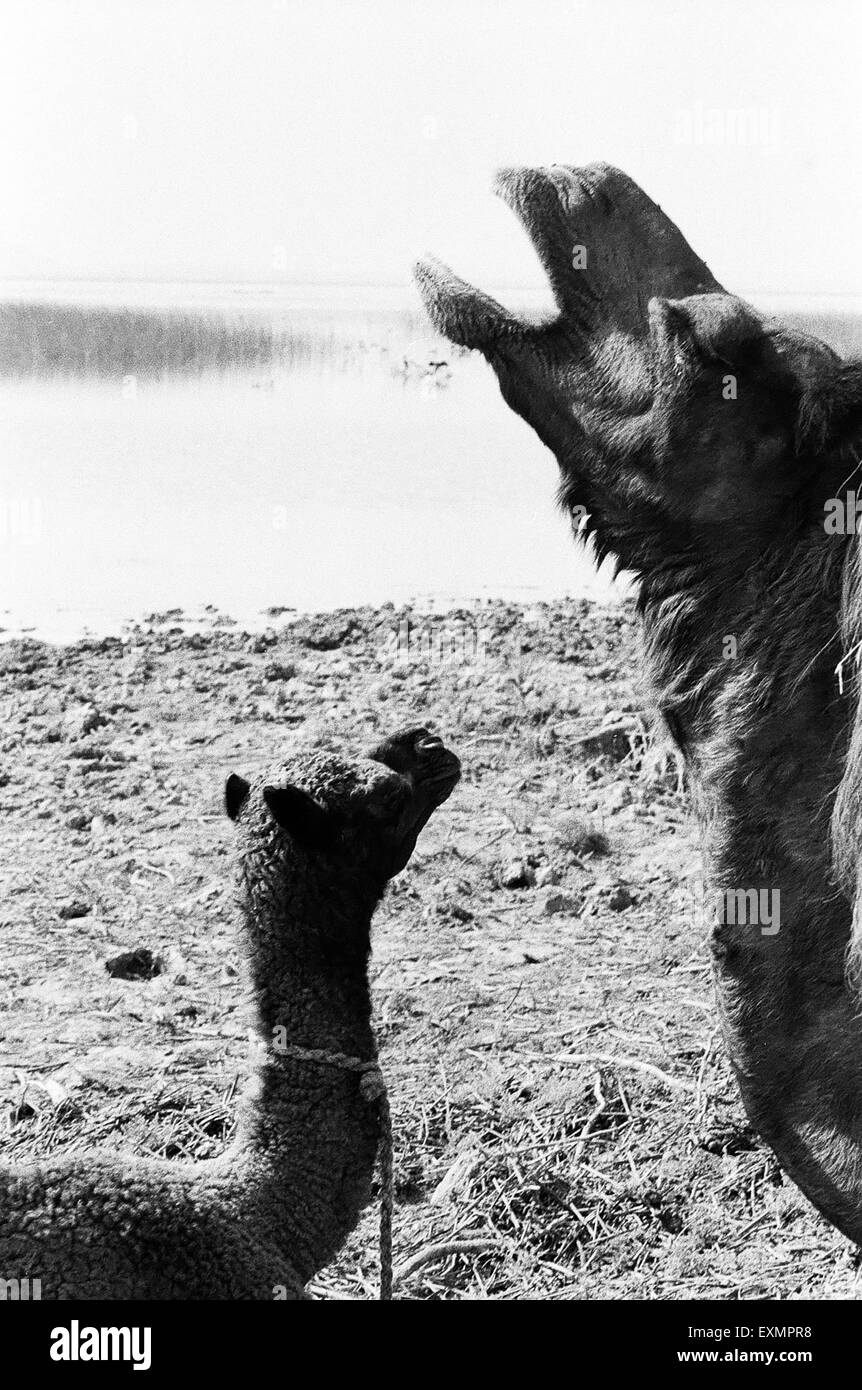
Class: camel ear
649,293,763,368
797,362,862,453
263,784,338,850
225,773,250,821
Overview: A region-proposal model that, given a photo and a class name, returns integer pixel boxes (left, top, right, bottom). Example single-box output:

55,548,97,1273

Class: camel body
417,165,862,1244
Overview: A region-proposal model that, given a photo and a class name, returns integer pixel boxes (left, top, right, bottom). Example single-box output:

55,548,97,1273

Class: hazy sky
3,0,861,293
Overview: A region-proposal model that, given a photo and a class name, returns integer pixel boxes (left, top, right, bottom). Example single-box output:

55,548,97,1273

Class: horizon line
0,274,860,300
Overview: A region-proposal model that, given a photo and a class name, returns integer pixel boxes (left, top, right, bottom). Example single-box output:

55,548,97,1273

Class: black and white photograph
2,0,862,1356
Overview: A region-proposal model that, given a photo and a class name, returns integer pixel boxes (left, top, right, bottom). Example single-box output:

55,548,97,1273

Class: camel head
227,727,460,898
415,164,862,580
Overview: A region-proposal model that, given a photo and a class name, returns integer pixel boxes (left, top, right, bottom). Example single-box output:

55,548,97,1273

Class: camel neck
229,877,382,1283
642,529,862,1243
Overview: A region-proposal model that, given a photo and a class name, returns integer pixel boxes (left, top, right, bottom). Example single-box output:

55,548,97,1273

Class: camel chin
416,165,862,1250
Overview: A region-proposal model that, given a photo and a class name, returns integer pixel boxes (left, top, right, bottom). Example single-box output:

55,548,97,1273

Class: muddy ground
0,600,857,1300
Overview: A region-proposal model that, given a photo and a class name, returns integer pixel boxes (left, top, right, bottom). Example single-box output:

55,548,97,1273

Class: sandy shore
0,599,856,1298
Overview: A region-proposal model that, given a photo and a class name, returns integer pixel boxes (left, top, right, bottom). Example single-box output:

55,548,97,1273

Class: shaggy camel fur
0,727,460,1298
416,163,862,1245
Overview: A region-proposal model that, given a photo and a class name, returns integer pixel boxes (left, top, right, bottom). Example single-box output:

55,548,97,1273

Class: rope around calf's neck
276,1043,393,1301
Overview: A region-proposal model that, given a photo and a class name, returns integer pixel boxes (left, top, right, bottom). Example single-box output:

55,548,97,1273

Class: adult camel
415,163,862,1245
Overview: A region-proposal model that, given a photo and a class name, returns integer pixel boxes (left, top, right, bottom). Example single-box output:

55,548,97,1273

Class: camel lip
492,164,609,313
421,752,461,791
492,166,560,299
418,754,461,807
413,254,522,350
493,165,572,248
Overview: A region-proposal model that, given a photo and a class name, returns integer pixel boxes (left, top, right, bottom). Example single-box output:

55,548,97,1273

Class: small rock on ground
105,947,163,981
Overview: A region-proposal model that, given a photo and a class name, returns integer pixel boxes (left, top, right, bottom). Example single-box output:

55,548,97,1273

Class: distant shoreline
0,591,633,650
2,279,862,314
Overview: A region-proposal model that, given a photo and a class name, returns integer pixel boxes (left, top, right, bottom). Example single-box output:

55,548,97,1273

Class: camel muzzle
368,727,461,805
414,162,724,353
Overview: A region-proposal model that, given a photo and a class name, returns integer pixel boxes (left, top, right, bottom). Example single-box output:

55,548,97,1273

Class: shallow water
1,282,860,641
